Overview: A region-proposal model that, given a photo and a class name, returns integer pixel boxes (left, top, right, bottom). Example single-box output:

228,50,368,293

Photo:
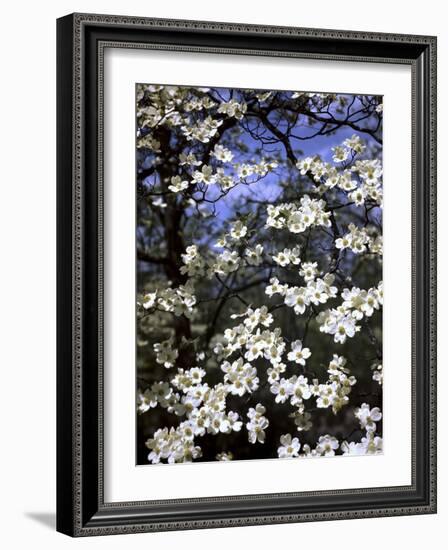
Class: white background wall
0,0,445,547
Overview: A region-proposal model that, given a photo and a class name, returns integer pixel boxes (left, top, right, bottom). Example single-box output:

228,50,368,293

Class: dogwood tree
136,84,383,464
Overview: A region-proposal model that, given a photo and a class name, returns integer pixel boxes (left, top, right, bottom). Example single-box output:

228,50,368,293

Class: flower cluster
217,99,247,119
146,426,203,464
163,153,277,199
209,250,240,276
144,378,246,463
269,354,356,421
313,354,357,413
272,246,301,267
140,283,197,318
336,223,382,255
317,282,383,343
221,358,259,396
171,367,206,391
341,431,383,456
213,307,283,368
265,270,338,316
246,404,270,444
270,373,311,407
277,401,382,459
183,95,216,112
180,245,206,277
295,140,382,209
181,116,223,143
154,338,178,369
341,403,383,455
266,195,331,234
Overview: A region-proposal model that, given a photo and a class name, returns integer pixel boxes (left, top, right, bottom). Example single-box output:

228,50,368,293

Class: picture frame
56,12,437,536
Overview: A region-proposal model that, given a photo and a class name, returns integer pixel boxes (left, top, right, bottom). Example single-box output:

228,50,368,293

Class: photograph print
136,84,383,466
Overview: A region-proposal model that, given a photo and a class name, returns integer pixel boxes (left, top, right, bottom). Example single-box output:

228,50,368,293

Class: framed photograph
56,13,437,536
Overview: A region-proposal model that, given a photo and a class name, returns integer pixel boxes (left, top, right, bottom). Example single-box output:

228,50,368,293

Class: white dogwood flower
287,340,311,366
230,220,248,240
168,175,189,193
355,403,382,432
278,434,301,458
315,434,339,456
